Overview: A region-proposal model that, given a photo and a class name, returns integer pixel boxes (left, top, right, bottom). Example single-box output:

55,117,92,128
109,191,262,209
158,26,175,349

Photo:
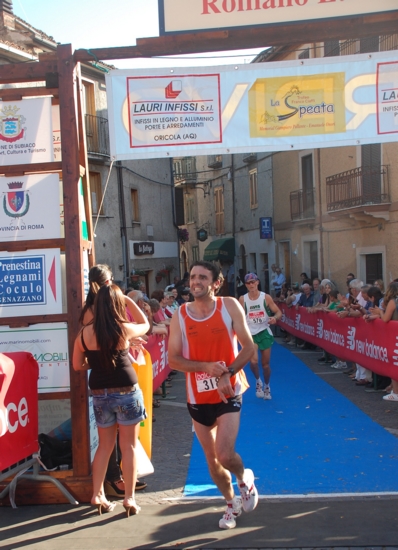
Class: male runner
239,273,282,400
168,261,258,530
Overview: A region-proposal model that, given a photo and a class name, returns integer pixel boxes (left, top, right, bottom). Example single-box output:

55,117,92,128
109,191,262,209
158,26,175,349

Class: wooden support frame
74,11,398,62
0,46,94,505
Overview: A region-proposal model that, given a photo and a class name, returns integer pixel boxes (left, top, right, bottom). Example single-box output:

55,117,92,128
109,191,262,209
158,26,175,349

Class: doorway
365,253,383,283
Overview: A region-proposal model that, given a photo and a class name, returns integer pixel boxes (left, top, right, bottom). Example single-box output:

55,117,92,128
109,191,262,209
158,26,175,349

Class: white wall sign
0,249,62,317
0,97,53,166
0,323,70,393
159,0,398,34
0,173,61,241
130,240,178,259
107,51,398,160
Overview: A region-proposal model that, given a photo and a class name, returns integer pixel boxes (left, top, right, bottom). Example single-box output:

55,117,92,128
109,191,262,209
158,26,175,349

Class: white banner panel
0,97,53,166
0,249,62,317
0,173,61,241
0,323,69,393
106,51,398,160
130,240,179,259
159,0,398,34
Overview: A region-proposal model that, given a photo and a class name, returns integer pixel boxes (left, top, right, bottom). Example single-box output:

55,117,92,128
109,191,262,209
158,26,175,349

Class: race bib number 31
195,372,218,393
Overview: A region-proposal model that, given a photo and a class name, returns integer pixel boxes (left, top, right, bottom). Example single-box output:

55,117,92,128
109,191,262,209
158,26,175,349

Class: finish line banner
106,50,398,160
278,304,398,379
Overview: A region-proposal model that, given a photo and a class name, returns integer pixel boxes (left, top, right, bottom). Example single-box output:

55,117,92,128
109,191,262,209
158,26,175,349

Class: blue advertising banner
0,249,62,317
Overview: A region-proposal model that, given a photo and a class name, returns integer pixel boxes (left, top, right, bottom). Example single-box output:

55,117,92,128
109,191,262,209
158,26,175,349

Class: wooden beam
0,314,69,327
73,12,398,62
58,43,91,478
0,162,62,177
0,238,65,253
0,60,59,84
0,87,58,101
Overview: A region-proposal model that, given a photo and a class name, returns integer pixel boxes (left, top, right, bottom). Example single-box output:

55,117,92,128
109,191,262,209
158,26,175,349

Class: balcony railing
290,188,315,220
326,166,390,212
242,153,257,164
85,114,110,157
173,157,197,185
207,155,222,169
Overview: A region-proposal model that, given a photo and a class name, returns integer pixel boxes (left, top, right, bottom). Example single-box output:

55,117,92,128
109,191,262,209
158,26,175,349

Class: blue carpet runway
184,343,398,497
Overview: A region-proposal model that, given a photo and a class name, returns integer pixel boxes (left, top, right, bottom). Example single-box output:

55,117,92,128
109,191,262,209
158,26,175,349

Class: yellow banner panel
249,73,346,138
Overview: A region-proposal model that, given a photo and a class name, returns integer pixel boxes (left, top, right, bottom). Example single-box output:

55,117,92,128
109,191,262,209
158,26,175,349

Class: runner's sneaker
255,380,264,398
238,469,258,512
219,497,242,529
263,386,272,400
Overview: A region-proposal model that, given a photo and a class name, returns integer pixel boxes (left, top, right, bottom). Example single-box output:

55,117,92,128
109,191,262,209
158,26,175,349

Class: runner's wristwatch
228,367,234,377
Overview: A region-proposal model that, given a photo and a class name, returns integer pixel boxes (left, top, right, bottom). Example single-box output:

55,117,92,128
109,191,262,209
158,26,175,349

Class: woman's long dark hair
79,264,112,323
93,284,128,368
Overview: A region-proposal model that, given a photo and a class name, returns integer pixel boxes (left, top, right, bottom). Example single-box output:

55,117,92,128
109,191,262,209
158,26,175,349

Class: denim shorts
92,386,147,428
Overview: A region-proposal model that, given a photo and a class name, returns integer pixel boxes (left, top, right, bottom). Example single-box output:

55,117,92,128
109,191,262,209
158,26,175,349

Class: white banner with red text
278,304,398,380
106,50,398,160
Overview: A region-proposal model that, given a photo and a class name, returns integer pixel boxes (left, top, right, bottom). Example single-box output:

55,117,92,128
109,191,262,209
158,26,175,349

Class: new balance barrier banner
145,333,171,390
106,50,398,160
278,304,398,379
0,352,39,470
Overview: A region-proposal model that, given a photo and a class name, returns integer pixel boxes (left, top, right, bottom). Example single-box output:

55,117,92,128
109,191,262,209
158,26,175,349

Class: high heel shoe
93,500,116,515
123,498,141,517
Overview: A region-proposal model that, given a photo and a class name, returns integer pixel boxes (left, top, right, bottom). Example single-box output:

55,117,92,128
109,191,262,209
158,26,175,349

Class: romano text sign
158,0,398,34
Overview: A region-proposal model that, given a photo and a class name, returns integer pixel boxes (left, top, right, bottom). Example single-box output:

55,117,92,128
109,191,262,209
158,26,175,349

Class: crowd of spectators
274,273,398,403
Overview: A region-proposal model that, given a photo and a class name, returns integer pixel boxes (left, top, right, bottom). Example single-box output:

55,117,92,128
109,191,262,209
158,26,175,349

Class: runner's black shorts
187,394,242,427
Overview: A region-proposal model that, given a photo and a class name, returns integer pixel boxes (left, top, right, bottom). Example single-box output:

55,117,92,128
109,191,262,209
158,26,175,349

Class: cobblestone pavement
136,373,194,506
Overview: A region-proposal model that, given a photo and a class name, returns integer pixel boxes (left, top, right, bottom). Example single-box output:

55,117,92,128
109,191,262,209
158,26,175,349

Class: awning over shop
203,238,235,262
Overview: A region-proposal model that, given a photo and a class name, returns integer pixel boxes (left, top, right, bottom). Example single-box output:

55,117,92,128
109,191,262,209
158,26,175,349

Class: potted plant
178,228,189,244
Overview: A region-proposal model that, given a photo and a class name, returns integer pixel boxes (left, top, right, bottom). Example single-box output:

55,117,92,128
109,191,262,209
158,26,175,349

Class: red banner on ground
278,304,398,380
0,352,39,470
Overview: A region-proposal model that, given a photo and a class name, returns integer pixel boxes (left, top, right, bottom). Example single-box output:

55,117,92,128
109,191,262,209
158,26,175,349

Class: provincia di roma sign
106,50,398,161
158,0,398,34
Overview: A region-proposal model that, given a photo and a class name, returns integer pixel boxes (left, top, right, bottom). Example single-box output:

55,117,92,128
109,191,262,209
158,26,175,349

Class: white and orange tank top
178,297,249,405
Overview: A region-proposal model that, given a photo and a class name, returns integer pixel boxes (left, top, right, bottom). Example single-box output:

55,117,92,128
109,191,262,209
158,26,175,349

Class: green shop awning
203,238,235,262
